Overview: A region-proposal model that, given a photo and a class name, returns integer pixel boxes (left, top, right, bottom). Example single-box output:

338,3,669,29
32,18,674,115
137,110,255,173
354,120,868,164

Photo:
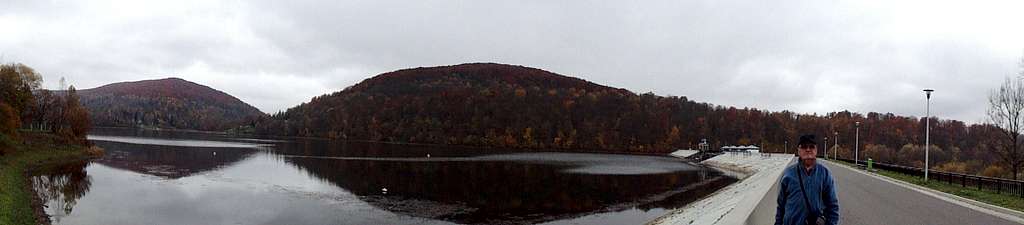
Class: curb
822,159,1024,224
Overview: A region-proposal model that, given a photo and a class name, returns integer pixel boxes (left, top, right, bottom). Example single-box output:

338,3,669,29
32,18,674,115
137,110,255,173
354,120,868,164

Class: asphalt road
750,160,1022,225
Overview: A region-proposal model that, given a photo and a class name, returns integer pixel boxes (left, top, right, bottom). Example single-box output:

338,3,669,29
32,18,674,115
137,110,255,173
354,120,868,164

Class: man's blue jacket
775,162,840,225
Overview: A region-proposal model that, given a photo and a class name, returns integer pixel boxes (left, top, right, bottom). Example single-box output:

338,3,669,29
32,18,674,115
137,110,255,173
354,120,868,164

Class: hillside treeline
246,63,1009,177
0,63,91,154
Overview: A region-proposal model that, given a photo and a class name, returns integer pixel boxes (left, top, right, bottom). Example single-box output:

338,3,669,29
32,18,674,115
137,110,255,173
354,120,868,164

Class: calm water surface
32,128,735,225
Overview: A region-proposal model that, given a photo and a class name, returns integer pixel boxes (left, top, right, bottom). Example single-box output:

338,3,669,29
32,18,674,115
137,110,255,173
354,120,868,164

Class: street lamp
834,131,839,159
855,121,860,166
824,136,829,159
924,89,934,181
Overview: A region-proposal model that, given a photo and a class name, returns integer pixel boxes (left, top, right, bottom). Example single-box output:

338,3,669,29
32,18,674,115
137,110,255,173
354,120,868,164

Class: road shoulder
822,159,1024,224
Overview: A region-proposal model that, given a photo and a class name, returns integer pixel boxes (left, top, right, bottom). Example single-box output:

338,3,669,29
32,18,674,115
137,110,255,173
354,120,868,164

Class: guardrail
832,158,1024,198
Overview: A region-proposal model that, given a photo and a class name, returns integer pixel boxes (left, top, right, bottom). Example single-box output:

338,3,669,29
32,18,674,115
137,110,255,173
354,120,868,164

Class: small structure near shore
720,145,760,153
670,149,701,158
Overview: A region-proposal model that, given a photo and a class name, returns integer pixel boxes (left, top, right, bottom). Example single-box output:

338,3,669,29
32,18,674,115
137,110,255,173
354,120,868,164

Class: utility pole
824,136,829,159
855,121,860,166
924,89,934,181
834,131,839,159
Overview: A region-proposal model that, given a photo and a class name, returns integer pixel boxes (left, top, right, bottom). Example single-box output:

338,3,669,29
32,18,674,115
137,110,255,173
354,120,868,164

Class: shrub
0,133,14,156
935,161,969,174
85,145,105,157
980,165,1009,178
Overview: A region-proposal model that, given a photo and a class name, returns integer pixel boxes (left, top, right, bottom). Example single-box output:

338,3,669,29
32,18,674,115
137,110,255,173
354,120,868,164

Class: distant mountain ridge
348,63,631,96
75,77,264,131
81,63,1004,178
247,61,998,177
252,63,687,153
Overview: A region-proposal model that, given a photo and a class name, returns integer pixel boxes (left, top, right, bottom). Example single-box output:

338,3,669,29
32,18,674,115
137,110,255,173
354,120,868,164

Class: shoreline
93,126,678,157
23,155,96,225
1,132,100,225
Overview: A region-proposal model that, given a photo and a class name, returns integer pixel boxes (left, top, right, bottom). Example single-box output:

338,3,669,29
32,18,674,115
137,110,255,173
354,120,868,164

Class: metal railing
832,158,1024,198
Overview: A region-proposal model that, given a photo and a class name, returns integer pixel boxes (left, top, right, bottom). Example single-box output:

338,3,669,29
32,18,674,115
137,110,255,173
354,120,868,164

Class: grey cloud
1,0,1021,122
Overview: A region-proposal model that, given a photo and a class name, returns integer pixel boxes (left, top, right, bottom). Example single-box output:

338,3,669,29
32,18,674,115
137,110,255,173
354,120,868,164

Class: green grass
1,132,92,225
829,159,1024,212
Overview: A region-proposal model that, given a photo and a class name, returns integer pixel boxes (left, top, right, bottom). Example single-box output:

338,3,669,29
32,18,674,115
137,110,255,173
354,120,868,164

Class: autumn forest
248,63,1018,179
2,62,1020,179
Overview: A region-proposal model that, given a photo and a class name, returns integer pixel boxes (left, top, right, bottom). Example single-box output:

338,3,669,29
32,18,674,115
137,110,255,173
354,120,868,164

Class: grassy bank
829,159,1024,212
0,132,98,225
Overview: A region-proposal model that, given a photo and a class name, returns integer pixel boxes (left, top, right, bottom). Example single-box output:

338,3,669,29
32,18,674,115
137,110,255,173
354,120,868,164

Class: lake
31,128,735,225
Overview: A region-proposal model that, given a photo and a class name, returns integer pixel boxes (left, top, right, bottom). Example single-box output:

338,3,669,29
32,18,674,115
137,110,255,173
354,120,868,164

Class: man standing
775,134,840,225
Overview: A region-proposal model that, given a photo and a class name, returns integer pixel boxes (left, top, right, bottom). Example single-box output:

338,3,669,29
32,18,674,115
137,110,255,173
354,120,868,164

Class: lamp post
924,89,934,181
855,121,860,166
785,141,788,154
824,136,829,159
834,131,839,159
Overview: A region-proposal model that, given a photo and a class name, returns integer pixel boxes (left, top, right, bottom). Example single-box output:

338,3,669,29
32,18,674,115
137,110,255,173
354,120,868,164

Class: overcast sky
2,0,1023,123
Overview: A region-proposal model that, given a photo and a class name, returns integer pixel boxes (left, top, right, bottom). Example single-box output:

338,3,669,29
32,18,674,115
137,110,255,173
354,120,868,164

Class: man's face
798,144,817,161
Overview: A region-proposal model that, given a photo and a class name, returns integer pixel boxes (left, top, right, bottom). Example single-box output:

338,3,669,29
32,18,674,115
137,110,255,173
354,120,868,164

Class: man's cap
798,134,817,146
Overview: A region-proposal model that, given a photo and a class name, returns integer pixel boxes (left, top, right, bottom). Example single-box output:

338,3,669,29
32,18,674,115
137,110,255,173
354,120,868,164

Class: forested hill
75,77,264,131
254,63,704,153
252,63,682,152
251,63,998,176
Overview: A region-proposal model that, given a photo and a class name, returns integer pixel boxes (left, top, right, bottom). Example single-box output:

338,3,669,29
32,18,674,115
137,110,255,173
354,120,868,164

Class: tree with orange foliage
0,63,42,134
63,86,91,144
0,102,17,137
0,102,17,155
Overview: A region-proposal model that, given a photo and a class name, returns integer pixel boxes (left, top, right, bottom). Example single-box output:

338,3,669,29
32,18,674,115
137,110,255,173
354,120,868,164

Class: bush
0,133,13,156
863,144,894,164
85,145,104,157
0,102,16,156
981,165,1009,178
935,161,969,174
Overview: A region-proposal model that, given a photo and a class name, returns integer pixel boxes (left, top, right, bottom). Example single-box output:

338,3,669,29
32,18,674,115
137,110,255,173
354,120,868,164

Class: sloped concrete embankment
649,152,793,225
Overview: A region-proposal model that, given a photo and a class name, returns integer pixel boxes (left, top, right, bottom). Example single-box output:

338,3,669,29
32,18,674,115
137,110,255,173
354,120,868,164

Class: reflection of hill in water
93,141,256,178
271,141,736,224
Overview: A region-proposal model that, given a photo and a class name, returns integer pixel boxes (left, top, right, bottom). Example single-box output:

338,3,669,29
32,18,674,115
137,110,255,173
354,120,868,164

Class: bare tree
989,72,1024,179
1018,53,1024,78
